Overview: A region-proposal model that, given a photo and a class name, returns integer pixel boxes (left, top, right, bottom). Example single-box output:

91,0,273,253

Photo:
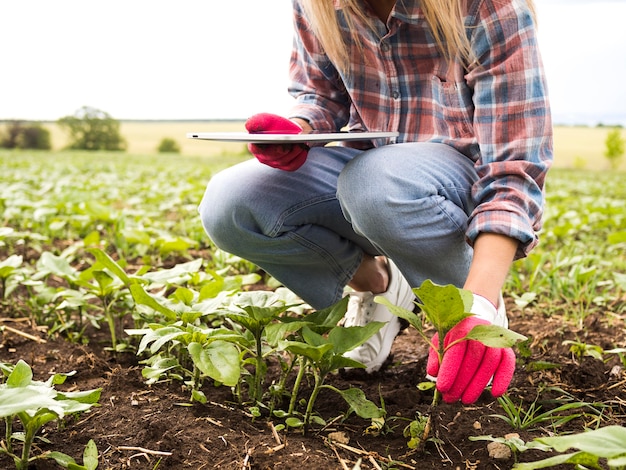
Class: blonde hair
300,0,536,70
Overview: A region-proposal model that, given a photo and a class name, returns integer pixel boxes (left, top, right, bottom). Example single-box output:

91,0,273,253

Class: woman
199,0,552,404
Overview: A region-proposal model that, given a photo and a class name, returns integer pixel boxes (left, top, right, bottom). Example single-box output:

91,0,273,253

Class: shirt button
391,90,400,99
380,42,390,52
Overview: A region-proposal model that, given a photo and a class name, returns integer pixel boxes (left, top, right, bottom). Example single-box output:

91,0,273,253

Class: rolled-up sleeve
465,0,553,258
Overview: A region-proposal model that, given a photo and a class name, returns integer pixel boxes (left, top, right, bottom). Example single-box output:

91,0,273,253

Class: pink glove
426,295,516,404
245,113,309,171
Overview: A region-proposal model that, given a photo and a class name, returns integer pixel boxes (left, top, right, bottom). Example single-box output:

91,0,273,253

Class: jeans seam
435,187,473,234
268,193,338,237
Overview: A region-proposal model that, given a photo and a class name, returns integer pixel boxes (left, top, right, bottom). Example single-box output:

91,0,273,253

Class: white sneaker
342,259,415,373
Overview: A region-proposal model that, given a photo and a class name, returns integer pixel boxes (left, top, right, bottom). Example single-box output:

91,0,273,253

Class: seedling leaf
465,324,527,348
281,340,334,363
513,451,602,470
413,280,472,332
130,283,177,321
87,247,132,285
537,425,626,458
82,439,99,470
188,341,240,387
327,322,385,355
333,387,384,419
46,451,78,467
375,296,421,331
301,296,349,332
7,359,33,388
0,386,58,417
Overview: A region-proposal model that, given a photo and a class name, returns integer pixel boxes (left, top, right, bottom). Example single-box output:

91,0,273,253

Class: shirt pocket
430,76,475,139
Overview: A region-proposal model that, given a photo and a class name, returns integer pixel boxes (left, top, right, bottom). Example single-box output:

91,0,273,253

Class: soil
1,288,625,470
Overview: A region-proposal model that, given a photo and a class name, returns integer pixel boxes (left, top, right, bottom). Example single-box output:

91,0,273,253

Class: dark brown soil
1,295,625,470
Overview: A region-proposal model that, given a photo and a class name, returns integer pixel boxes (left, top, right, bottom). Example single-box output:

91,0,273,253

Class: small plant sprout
0,255,24,299
279,296,386,433
493,392,601,432
403,412,431,450
126,282,241,403
563,339,605,362
376,280,527,405
219,290,300,404
46,439,99,470
0,360,101,470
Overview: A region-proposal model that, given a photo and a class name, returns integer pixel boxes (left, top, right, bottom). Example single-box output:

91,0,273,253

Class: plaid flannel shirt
287,0,553,258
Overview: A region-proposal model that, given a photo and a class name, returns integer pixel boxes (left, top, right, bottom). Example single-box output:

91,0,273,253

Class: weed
493,390,603,432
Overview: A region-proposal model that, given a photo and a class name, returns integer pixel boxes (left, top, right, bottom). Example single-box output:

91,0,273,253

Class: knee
337,150,403,223
198,169,247,252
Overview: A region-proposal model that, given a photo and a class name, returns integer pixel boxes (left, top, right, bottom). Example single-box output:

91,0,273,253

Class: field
38,121,623,169
43,121,250,158
0,126,625,470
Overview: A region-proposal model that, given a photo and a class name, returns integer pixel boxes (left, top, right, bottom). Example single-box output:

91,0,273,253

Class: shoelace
342,292,375,327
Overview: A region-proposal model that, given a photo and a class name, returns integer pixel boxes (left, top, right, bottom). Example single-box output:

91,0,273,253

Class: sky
1,0,625,126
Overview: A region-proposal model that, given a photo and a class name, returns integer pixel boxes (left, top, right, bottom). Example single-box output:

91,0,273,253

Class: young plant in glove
245,113,310,171
376,280,526,406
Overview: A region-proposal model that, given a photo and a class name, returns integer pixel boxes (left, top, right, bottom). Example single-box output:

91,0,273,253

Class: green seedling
513,425,626,470
403,412,431,450
31,250,134,349
0,360,101,470
493,393,600,432
279,297,385,434
219,290,301,404
377,280,527,405
563,339,605,362
271,294,351,417
564,340,626,365
0,255,26,299
126,283,241,402
46,439,99,470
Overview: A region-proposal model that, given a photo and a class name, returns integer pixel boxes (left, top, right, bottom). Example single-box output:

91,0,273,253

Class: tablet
186,131,399,144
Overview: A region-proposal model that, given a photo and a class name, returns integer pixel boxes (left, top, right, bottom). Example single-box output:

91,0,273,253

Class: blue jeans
199,143,477,309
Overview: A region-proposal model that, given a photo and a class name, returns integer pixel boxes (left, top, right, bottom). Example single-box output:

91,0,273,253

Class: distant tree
157,137,181,154
604,128,624,170
18,123,51,149
0,120,51,150
57,106,127,151
0,120,22,148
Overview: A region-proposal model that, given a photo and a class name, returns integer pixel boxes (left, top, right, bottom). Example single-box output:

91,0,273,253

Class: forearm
463,233,518,306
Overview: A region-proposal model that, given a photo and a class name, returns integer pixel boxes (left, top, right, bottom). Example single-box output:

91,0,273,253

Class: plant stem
288,356,306,416
4,417,12,453
431,327,446,408
254,331,264,403
104,299,117,349
18,423,35,470
303,368,324,435
431,389,441,407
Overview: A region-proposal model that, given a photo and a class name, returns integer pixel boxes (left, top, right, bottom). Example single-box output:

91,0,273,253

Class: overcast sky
1,0,625,125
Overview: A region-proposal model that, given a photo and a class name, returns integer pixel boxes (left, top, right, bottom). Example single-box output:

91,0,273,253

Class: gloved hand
426,294,516,404
245,113,309,171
